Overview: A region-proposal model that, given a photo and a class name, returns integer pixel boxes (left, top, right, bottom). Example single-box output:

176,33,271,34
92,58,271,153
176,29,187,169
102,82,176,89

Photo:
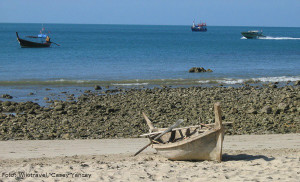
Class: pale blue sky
0,0,299,27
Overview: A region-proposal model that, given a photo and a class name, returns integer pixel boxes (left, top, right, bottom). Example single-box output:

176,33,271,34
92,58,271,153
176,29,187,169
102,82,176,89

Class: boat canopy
38,34,47,38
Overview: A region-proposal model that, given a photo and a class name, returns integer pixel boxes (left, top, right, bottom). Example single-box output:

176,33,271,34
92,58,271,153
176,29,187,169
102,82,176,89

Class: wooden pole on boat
143,112,158,132
143,112,154,131
214,102,222,129
50,42,60,46
134,119,184,156
214,102,224,162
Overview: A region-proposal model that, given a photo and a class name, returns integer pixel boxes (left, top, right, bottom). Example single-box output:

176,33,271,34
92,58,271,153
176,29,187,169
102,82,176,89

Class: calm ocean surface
0,23,299,86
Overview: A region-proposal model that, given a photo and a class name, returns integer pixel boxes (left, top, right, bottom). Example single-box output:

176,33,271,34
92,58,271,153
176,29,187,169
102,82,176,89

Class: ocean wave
49,79,92,83
0,79,98,86
197,76,300,84
251,76,300,82
241,36,300,40
112,83,149,86
0,76,299,86
197,80,210,84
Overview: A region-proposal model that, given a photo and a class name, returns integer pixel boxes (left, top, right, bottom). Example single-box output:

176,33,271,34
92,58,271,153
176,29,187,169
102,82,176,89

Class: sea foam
259,36,300,40
197,76,300,85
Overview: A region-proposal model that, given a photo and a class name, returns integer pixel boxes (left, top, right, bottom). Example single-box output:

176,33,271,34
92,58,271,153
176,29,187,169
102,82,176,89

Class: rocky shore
0,84,299,140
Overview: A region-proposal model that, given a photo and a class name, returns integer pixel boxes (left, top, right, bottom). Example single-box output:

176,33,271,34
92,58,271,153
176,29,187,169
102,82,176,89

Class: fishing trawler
191,21,207,32
241,30,266,39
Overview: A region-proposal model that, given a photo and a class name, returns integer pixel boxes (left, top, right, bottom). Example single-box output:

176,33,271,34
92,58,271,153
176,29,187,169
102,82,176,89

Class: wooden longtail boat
16,32,51,48
141,102,225,162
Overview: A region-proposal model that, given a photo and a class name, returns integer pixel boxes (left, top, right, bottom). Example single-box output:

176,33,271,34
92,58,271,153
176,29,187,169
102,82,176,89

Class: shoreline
0,79,299,106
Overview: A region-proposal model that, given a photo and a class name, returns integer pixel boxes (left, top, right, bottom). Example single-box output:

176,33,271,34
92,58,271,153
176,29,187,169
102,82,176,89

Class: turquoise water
0,23,300,86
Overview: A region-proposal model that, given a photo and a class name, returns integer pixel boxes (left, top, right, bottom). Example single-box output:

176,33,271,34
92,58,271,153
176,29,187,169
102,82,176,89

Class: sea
0,23,299,103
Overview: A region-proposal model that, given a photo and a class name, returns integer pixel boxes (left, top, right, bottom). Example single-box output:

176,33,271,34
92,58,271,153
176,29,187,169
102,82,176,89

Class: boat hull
241,32,266,39
191,27,207,32
152,128,224,161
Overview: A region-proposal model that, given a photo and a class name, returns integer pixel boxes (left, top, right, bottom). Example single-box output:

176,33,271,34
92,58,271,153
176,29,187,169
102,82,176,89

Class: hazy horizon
1,0,300,27
1,22,300,28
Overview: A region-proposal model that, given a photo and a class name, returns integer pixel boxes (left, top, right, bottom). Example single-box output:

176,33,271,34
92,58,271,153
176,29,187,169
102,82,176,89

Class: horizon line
0,22,299,28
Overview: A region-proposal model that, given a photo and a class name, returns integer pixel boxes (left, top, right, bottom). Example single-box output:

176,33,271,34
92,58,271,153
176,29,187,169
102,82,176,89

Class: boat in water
16,26,56,48
191,21,207,32
16,32,51,48
241,30,266,39
138,103,227,162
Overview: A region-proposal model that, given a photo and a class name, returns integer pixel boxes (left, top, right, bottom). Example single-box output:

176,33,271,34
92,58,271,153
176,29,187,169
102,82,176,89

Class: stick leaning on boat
134,119,184,156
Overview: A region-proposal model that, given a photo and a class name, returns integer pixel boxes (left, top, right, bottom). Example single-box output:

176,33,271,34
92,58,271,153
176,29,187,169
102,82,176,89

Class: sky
0,0,299,27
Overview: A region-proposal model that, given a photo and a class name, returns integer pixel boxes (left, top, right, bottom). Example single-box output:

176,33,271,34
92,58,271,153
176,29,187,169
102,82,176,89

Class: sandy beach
0,134,299,182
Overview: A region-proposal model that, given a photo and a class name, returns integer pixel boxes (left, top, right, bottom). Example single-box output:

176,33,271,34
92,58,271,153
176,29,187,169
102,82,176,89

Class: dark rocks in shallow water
94,85,102,90
188,67,213,73
294,80,300,86
1,94,13,99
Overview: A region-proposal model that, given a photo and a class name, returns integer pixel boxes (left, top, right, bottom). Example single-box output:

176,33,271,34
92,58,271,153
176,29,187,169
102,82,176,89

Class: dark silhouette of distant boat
16,32,51,48
15,25,59,48
241,30,266,39
191,21,207,32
